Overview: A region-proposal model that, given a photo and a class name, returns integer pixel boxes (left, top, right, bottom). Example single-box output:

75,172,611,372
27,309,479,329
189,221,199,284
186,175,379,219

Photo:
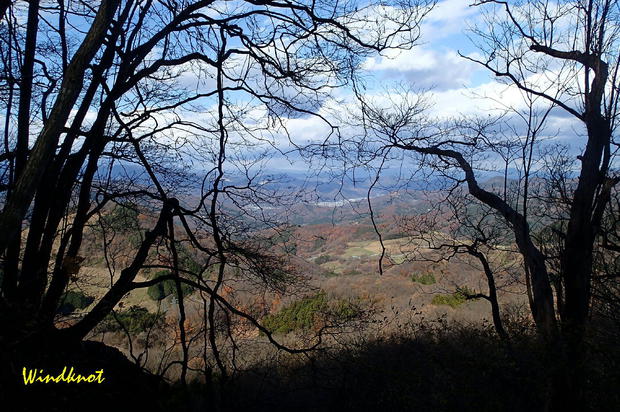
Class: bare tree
333,0,620,408
0,0,434,398
400,188,521,341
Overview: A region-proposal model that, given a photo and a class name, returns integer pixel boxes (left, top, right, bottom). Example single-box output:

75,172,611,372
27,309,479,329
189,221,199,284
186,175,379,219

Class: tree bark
0,0,120,256
471,249,509,341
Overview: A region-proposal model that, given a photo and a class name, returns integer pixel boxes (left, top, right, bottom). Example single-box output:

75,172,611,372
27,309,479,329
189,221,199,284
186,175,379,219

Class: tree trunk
551,113,610,412
0,0,120,255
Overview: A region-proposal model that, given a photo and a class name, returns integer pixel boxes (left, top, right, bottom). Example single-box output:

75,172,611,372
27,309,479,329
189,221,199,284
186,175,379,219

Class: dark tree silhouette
325,1,620,408
0,0,434,398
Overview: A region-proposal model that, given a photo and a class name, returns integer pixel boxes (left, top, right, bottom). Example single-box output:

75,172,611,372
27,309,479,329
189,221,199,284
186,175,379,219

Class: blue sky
364,0,487,91
255,0,591,176
61,0,586,178
281,0,585,142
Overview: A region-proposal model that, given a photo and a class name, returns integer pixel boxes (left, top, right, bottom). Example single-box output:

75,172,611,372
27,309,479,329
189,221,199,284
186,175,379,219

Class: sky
363,0,484,92
34,0,588,179
350,0,583,124
259,0,586,175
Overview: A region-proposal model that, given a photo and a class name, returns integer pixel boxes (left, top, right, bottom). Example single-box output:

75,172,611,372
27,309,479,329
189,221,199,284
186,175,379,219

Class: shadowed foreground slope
2,320,619,412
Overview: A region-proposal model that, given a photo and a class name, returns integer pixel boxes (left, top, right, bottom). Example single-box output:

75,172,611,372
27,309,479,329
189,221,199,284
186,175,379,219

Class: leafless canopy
0,0,434,383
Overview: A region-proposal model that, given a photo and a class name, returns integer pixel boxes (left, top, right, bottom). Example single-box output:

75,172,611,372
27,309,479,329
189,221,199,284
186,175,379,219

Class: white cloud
363,47,483,91
363,48,437,72
420,0,479,42
360,0,486,91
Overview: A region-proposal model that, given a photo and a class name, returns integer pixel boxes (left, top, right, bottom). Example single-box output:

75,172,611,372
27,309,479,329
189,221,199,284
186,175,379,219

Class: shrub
103,204,140,232
57,290,95,315
410,273,436,285
147,270,194,301
262,292,328,334
332,299,362,320
313,237,327,250
262,292,362,335
96,306,162,334
431,287,477,308
177,245,202,274
315,254,334,265
343,268,362,276
432,293,466,308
